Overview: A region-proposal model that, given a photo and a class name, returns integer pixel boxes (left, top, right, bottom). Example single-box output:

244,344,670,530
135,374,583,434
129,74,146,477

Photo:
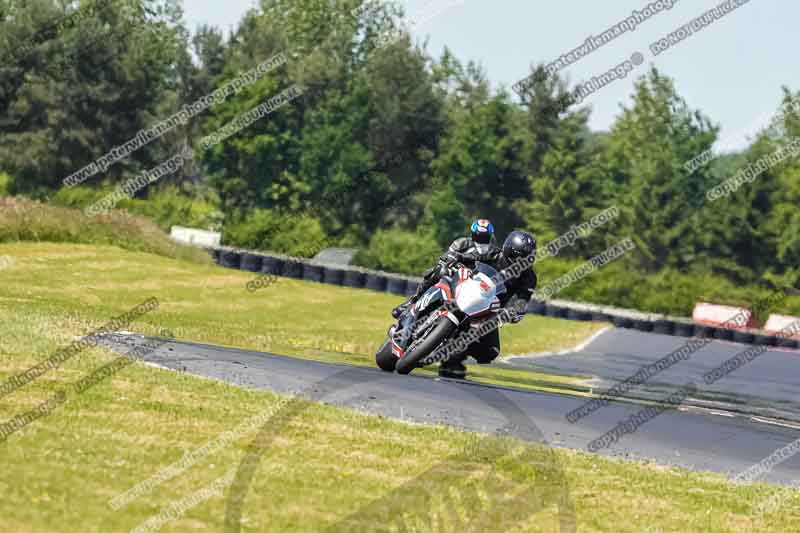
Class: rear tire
395,317,457,375
375,337,396,372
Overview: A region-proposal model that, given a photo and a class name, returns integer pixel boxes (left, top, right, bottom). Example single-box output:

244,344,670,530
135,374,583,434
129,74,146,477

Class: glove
505,302,527,323
507,310,524,324
436,252,461,276
439,251,461,266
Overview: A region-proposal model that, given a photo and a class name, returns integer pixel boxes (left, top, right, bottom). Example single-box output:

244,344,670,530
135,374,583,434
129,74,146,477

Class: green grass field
0,242,797,532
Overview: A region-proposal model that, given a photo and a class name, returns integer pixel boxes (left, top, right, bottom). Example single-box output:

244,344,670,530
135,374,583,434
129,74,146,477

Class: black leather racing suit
406,237,538,364
415,237,504,295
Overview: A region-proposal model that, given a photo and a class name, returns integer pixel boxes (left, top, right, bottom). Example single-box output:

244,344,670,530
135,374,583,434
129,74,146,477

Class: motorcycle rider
439,230,538,378
391,219,501,319
392,220,538,379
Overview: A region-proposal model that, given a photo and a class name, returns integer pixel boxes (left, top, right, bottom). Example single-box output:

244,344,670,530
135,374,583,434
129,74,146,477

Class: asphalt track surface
504,328,800,422
99,332,800,486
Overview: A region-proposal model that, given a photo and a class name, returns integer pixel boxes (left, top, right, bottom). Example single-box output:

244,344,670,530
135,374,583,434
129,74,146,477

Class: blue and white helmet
470,219,495,253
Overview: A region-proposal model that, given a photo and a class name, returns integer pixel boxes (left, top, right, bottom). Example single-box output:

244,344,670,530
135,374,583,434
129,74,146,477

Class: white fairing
455,273,498,316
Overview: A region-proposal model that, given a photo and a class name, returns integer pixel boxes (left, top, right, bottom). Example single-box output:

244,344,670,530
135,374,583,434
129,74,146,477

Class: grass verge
0,240,599,393
0,197,211,264
0,242,796,532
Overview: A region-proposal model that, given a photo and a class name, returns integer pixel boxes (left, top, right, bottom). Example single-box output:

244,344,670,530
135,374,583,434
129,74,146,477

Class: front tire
395,317,457,375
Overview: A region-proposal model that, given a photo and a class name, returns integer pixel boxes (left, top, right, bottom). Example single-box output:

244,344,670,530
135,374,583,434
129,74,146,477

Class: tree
514,64,605,256
429,90,530,237
173,24,229,184
0,0,186,196
202,0,446,242
602,67,718,271
754,89,800,287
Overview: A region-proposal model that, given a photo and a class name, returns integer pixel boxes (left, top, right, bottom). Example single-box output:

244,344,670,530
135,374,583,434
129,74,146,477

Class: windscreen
474,262,506,295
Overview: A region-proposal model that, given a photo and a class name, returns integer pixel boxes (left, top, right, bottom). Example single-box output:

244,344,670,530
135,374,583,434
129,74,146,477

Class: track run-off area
100,329,800,486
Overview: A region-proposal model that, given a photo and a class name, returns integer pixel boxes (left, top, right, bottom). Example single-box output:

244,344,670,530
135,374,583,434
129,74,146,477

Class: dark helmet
502,230,537,261
470,219,496,254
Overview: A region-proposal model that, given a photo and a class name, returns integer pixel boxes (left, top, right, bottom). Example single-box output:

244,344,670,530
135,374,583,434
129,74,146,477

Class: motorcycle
375,261,508,375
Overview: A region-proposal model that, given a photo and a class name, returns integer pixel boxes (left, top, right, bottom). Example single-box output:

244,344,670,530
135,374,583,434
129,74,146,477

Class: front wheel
395,317,457,375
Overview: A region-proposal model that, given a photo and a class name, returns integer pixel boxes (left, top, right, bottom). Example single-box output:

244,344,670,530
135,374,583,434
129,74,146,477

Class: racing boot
391,284,426,319
438,357,467,379
391,298,413,319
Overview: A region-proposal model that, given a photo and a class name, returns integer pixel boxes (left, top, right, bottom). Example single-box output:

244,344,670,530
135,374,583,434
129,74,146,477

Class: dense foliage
1,0,798,313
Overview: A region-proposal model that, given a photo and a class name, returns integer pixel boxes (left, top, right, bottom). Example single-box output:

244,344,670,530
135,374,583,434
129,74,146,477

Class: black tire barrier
777,337,799,349
674,322,696,338
752,333,778,347
404,281,419,297
281,259,303,279
386,276,408,296
545,303,568,319
303,264,324,283
240,253,263,273
220,249,242,269
591,311,613,322
694,325,715,339
567,308,592,321
364,273,388,292
713,327,734,341
733,331,755,345
211,246,800,351
753,333,772,346
323,267,345,286
527,301,546,316
612,315,633,329
653,320,674,336
342,270,367,289
261,256,284,275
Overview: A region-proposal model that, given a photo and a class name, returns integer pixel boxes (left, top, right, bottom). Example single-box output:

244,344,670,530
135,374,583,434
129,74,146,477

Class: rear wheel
375,337,396,372
395,317,457,375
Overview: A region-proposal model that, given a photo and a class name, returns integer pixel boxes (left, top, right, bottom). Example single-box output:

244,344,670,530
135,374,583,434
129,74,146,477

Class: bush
224,209,331,258
353,234,800,316
355,228,441,275
49,186,106,208
0,172,10,197
533,256,800,317
0,197,211,264
51,186,223,232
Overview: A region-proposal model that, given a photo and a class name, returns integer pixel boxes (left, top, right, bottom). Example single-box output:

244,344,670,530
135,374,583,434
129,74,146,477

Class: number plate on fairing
455,273,498,316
